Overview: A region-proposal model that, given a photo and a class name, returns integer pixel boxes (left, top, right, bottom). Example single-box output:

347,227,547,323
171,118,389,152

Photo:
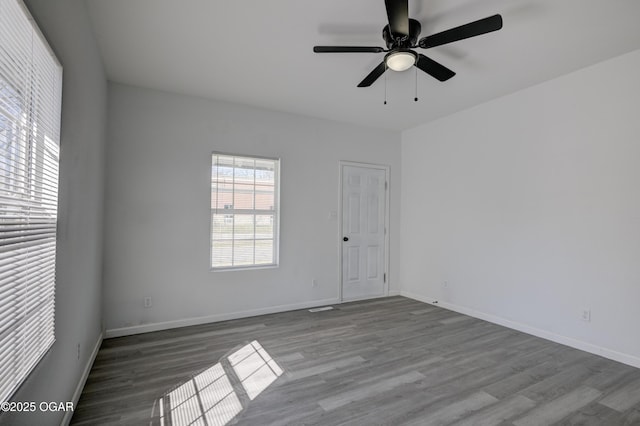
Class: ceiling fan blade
357,62,386,87
313,46,385,53
418,14,503,49
416,54,455,81
385,0,409,37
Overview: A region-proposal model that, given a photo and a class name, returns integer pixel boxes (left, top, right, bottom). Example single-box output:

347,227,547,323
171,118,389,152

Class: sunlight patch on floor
156,340,283,426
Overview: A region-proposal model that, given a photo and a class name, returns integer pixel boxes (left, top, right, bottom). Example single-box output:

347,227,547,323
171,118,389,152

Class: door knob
343,237,349,241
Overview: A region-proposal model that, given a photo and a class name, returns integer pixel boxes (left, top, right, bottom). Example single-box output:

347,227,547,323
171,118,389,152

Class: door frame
338,161,391,302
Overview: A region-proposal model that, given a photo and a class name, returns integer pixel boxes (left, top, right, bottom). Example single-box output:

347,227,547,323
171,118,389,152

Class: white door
341,164,388,301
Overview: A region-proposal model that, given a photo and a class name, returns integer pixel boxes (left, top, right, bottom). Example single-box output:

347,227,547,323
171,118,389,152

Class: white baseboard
387,289,401,296
400,290,640,369
105,298,341,338
61,332,103,426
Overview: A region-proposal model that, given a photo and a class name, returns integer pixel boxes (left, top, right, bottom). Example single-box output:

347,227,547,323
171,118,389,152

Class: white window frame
0,0,62,402
210,153,280,270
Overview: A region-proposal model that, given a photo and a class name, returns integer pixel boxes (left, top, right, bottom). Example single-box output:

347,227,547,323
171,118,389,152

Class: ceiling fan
313,0,503,87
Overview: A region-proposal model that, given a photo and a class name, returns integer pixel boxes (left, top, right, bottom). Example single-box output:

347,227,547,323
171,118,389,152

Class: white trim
387,289,401,297
338,161,391,302
400,291,440,306
61,333,103,426
400,290,640,369
341,293,390,303
105,298,341,338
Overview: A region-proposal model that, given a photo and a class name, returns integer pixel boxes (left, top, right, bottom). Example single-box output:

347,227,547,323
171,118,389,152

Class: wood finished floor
72,297,640,425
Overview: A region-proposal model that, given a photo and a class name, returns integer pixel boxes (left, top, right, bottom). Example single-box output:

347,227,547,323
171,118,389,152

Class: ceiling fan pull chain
384,63,388,105
414,66,419,102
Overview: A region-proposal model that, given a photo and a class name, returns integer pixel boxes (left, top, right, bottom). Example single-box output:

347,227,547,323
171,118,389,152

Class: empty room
1,0,640,425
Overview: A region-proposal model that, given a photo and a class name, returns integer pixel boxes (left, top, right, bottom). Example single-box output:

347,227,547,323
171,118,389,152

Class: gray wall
401,49,640,367
102,83,401,335
2,0,107,425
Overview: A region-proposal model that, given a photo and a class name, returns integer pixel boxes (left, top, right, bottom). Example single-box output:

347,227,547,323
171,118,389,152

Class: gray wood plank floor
72,297,640,425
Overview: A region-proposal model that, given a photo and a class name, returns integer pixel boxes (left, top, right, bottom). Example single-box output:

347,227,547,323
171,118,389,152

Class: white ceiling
84,0,640,131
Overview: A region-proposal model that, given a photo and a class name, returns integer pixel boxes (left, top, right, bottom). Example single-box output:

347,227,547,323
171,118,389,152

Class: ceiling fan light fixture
385,50,416,72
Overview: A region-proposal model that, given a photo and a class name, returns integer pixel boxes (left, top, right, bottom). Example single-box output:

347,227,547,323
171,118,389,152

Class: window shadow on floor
150,340,283,426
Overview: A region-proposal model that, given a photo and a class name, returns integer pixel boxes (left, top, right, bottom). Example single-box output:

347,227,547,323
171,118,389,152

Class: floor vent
308,306,334,313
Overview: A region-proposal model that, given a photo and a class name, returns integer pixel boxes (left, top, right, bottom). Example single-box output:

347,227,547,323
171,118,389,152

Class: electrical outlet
144,297,152,308
581,309,591,322
312,279,318,288
442,281,448,287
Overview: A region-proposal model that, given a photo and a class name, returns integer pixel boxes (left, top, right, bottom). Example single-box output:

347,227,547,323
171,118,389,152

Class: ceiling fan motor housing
383,18,422,49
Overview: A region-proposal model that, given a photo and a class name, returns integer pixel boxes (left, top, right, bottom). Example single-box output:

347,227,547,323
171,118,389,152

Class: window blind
0,0,62,402
211,154,279,269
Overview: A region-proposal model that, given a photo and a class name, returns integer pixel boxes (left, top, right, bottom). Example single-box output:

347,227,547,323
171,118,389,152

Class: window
0,0,62,402
211,154,279,269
